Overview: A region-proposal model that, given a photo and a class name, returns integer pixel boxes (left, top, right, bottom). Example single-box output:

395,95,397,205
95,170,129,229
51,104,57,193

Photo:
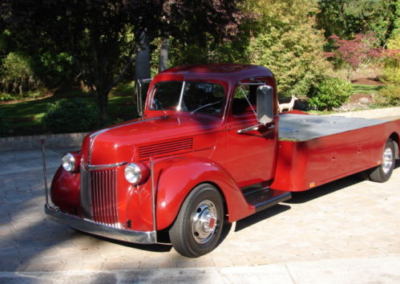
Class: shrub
0,52,42,95
43,98,99,133
383,62,400,84
0,93,14,101
375,85,400,106
382,33,400,85
307,77,352,111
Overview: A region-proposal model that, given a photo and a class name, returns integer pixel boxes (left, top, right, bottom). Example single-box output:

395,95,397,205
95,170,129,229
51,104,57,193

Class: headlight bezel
61,152,80,172
124,163,149,185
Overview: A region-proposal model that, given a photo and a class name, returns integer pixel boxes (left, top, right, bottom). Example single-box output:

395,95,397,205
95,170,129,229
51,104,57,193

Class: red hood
81,114,222,165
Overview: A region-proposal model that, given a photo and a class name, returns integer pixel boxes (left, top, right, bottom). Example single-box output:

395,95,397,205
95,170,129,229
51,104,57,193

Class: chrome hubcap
191,200,218,244
382,147,394,174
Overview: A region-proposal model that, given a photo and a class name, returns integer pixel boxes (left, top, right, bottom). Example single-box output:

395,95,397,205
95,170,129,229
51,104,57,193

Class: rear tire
169,183,224,258
369,139,396,183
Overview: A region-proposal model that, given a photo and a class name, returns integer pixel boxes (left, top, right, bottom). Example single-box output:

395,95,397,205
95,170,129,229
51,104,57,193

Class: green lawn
352,84,383,94
0,85,138,137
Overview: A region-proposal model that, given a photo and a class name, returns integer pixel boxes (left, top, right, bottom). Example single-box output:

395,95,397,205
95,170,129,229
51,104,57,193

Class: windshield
149,81,225,116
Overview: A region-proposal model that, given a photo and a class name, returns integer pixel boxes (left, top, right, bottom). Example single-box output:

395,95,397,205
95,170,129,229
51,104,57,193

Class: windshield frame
147,80,228,119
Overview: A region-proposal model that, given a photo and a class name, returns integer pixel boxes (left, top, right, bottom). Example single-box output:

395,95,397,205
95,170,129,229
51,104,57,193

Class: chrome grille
80,166,120,228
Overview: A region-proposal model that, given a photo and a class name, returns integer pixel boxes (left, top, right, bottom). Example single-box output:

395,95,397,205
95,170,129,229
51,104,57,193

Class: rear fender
155,157,253,230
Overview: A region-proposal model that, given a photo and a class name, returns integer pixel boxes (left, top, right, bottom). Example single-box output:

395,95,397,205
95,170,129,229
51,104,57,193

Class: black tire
369,139,396,183
169,183,224,258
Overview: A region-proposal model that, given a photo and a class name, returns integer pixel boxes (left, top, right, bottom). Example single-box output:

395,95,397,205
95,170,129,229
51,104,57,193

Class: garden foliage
382,33,400,84
0,52,42,95
308,77,353,111
327,33,380,80
377,84,400,106
43,99,99,133
380,30,400,106
245,0,330,98
317,0,397,44
1,0,400,136
1,0,244,126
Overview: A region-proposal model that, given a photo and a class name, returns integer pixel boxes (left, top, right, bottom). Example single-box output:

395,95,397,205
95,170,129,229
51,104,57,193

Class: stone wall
0,133,87,152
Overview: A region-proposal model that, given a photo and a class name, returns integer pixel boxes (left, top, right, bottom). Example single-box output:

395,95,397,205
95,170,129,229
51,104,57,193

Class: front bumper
45,205,156,244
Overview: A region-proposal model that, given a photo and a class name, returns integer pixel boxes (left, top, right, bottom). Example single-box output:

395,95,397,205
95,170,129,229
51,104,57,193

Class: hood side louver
139,138,194,159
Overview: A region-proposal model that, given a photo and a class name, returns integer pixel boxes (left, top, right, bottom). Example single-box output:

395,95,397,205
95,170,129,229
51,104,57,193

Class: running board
243,187,291,212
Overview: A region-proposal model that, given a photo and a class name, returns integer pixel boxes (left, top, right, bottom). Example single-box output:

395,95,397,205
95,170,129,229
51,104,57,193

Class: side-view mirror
257,85,274,125
135,78,152,116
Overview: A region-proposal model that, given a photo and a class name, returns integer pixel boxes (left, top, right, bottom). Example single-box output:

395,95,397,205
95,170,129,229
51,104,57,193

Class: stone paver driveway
0,148,399,273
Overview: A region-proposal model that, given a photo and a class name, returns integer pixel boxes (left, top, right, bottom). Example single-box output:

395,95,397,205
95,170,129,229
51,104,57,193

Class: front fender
155,157,253,230
50,166,80,214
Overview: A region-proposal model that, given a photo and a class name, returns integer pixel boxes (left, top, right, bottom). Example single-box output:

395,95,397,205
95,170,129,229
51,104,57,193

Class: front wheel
368,138,396,183
169,184,224,258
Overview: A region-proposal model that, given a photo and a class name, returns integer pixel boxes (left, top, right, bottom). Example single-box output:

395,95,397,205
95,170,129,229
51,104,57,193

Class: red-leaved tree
327,33,381,80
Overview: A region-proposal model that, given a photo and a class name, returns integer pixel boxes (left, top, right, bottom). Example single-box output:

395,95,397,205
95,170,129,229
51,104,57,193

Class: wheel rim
382,147,394,174
191,200,218,244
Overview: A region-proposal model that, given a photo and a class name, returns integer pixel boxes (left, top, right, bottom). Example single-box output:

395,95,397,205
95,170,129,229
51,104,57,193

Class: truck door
225,84,279,188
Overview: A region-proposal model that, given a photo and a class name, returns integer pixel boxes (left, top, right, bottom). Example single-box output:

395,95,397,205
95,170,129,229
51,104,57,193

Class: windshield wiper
190,100,223,114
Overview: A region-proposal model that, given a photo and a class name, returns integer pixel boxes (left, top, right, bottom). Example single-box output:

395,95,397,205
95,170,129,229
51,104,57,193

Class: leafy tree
381,33,400,84
327,33,381,79
317,0,397,44
378,9,400,106
136,0,245,81
390,0,400,37
1,0,244,126
0,27,75,92
160,0,244,46
2,1,136,124
244,0,331,97
0,52,42,95
379,1,400,85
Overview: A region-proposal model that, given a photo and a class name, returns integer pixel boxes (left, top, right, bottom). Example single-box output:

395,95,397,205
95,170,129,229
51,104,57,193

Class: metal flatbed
279,114,387,142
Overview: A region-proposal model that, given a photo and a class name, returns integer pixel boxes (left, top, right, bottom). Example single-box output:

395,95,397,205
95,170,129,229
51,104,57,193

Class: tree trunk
134,32,151,116
135,32,151,80
96,87,109,126
159,38,169,72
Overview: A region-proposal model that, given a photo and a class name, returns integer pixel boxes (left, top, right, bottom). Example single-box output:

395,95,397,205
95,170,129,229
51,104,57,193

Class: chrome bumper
45,205,156,244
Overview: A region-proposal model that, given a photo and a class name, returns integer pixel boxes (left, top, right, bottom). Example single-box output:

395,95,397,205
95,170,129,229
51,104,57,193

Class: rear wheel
369,139,396,183
169,183,224,258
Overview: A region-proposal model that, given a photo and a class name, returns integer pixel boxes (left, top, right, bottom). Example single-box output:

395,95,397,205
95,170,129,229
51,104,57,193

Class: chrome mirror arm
237,124,260,134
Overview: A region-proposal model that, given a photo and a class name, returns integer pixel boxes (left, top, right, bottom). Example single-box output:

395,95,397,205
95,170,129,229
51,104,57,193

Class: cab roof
156,64,275,84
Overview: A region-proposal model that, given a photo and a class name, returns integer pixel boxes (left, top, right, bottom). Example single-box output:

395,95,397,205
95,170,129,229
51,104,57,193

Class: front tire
169,183,224,258
369,139,396,183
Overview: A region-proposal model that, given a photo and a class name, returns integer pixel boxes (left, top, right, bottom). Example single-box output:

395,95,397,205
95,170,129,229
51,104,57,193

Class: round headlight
62,153,76,172
125,163,142,184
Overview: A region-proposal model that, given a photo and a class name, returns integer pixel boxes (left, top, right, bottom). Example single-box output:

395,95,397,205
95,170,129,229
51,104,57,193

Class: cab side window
232,85,257,116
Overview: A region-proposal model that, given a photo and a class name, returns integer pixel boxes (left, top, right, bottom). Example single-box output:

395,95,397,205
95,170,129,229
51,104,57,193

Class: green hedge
308,77,352,111
43,98,99,133
376,85,400,106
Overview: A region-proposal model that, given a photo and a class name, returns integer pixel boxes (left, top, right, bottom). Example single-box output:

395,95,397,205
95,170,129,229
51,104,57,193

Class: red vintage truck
44,64,400,257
